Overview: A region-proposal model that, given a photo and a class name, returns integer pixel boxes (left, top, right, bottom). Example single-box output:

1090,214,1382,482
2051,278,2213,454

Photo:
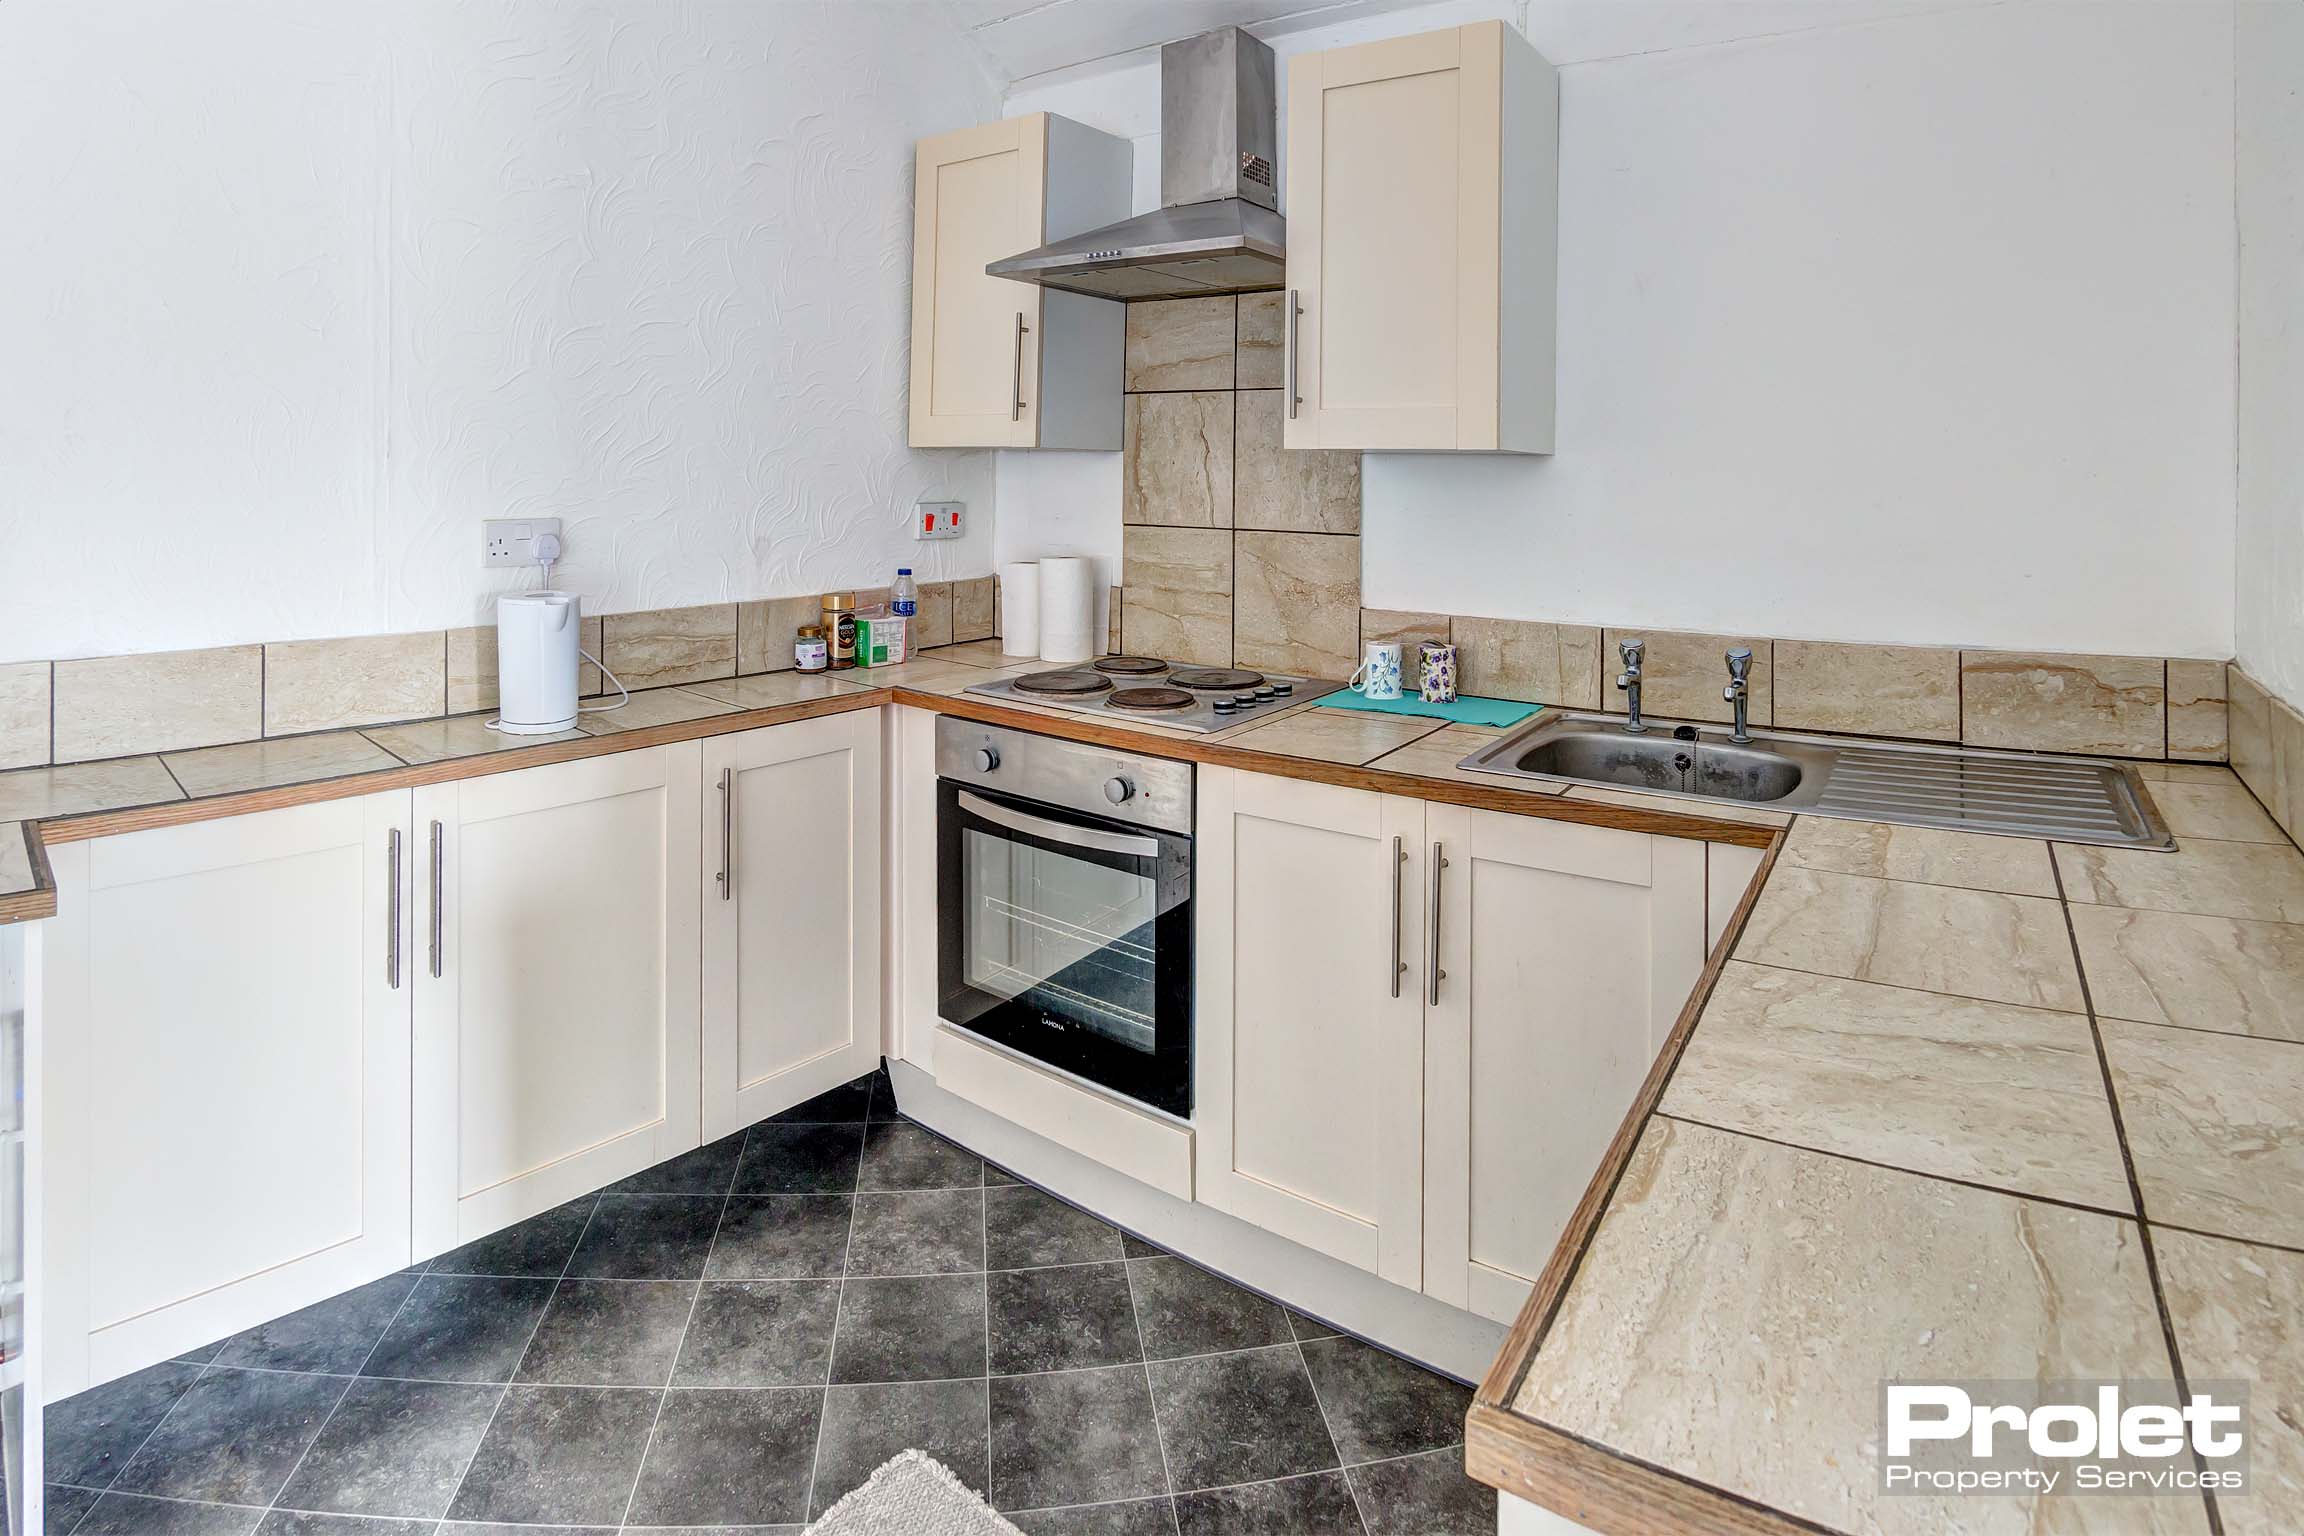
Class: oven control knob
1102,776,1134,805
974,747,1000,773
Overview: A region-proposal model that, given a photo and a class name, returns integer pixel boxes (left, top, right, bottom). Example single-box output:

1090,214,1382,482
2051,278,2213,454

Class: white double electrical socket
914,501,963,541
483,517,564,568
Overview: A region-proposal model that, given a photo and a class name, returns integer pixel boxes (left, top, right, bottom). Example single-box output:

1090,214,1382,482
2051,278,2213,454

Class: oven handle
957,789,1161,858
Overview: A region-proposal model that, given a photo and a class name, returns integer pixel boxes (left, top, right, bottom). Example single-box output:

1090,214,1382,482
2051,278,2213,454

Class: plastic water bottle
892,568,918,617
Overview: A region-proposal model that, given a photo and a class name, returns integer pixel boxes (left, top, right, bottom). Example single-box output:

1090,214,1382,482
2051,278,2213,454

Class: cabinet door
413,746,702,1258
910,115,1046,448
1194,767,1425,1286
1421,806,1705,1323
41,793,411,1395
1285,25,1502,451
701,713,882,1139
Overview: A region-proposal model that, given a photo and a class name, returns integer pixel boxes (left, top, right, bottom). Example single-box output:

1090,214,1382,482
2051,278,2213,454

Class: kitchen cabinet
39,794,412,1396
909,112,1131,449
413,746,703,1257
701,713,882,1139
1282,21,1558,453
1194,768,1704,1313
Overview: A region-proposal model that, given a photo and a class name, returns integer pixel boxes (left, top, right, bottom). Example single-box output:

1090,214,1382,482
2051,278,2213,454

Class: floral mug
1349,641,1404,701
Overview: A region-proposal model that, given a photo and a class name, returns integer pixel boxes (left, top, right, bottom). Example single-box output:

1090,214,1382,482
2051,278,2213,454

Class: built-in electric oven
936,716,1194,1118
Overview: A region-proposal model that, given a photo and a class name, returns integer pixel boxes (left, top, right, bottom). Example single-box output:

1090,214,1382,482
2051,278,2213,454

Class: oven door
937,780,1192,1118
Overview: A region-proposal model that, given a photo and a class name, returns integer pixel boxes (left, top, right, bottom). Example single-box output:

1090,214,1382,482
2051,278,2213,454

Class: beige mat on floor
804,1448,1025,1536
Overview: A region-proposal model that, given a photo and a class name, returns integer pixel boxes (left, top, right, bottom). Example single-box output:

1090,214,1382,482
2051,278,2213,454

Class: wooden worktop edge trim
0,823,57,923
891,690,1781,847
1465,1405,1830,1536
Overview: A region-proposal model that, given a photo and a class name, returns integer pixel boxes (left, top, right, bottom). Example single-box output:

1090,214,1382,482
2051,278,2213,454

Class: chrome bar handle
1010,312,1029,421
1389,836,1406,999
386,828,403,989
717,767,733,901
1284,290,1302,420
427,820,444,980
1428,841,1449,1007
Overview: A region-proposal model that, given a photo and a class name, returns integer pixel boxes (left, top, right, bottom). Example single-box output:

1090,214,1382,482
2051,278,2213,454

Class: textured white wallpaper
0,1,1003,663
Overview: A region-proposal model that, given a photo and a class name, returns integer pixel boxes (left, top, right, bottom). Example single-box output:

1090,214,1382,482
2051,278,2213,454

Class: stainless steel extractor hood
988,27,1285,301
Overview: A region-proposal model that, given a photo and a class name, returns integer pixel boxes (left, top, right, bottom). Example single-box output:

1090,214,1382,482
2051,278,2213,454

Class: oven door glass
938,781,1192,1118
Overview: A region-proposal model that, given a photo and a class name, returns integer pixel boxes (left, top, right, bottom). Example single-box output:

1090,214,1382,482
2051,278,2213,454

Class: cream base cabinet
413,746,703,1258
40,793,412,1397
1283,21,1558,452
701,714,882,1139
909,112,1130,449
1420,805,1706,1324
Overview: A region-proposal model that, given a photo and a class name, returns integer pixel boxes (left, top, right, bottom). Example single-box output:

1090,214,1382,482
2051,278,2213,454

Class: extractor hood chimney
987,27,1285,301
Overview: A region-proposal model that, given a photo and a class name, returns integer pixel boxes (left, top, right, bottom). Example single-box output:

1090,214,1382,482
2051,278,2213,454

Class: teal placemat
1317,690,1543,728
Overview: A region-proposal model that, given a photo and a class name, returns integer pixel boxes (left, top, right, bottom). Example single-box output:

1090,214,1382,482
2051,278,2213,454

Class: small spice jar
794,624,829,673
820,592,858,669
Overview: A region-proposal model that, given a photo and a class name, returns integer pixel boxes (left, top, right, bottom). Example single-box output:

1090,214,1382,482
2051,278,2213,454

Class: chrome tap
1723,648,1754,743
1616,638,1647,733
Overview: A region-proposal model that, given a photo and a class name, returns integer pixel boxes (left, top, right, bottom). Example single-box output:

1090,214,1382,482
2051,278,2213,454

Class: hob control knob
974,747,1000,773
1103,777,1134,804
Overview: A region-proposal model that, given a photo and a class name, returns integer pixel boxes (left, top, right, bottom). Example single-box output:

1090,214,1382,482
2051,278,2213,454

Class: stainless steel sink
1457,712,2174,848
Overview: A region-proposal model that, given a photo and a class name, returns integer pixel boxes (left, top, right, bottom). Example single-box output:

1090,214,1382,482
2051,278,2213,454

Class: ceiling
946,0,1437,84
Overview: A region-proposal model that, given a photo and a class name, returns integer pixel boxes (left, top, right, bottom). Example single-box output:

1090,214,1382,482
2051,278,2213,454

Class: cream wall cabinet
910,112,1131,449
1283,21,1558,453
40,794,413,1397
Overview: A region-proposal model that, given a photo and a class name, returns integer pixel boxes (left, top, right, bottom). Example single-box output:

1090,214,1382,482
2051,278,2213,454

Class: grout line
613,1184,728,1528
802,1110,867,1520
1294,1338,1370,1535
1119,1240,1182,1534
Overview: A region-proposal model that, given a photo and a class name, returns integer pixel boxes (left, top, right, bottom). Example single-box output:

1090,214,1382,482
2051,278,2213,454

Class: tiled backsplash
2232,668,2304,841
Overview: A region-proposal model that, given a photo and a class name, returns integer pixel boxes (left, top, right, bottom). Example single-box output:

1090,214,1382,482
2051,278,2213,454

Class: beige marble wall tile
1232,531,1360,678
362,713,583,766
1235,291,1285,389
265,632,445,736
1453,617,1603,709
1232,390,1359,534
2149,780,2287,843
2269,690,2304,846
1781,818,2057,897
1123,392,1234,528
1358,610,1450,655
1666,963,2128,1209
1124,296,1235,391
2228,667,2278,819
446,626,498,714
1521,1119,2190,1536
1961,650,2165,757
952,577,996,644
2104,1018,2304,1248
0,756,183,821
736,595,822,675
0,662,50,770
162,731,401,799
911,581,955,650
2071,905,2304,1042
2057,839,2304,924
603,603,737,691
1737,865,2085,1010
1121,527,1233,667
685,672,874,710
2166,658,2229,762
0,823,30,896
1108,586,1122,653
1773,640,1958,741
1601,629,1771,726
578,615,605,698
1224,708,1442,765
52,645,262,760
2154,1229,2304,1536
573,685,737,737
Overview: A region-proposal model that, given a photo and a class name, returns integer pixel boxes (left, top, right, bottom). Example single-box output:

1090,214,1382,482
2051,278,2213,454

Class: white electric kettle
495,590,582,733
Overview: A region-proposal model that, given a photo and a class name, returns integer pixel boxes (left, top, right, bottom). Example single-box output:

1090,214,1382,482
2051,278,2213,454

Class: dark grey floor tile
829,1274,987,1383
846,1189,984,1276
112,1366,347,1506
1175,1471,1364,1534
857,1121,983,1190
989,1365,1168,1512
274,1377,501,1520
1348,1447,1491,1535
254,1512,438,1535
1149,1347,1338,1492
444,1385,659,1527
988,1264,1141,1375
42,1483,102,1535
609,1132,748,1195
1288,1309,1346,1342
564,1194,723,1280
213,1273,419,1375
43,1359,205,1489
866,1068,902,1122
810,1379,989,1520
1128,1256,1291,1360
623,1528,799,1536
672,1280,840,1388
69,1492,262,1535
706,1195,852,1280
1299,1336,1472,1463
985,1185,1124,1269
1007,1497,1177,1536
982,1162,1022,1187
427,1196,597,1278
360,1275,555,1383
517,1279,696,1386
438,1526,617,1536
1121,1233,1163,1259
173,1341,228,1365
768,1079,874,1123
625,1388,821,1528
734,1123,865,1195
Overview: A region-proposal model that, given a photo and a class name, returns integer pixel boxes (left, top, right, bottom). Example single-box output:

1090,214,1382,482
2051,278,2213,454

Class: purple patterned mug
1419,642,1458,704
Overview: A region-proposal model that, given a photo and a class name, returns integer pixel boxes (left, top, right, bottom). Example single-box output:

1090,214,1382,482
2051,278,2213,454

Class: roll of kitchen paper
1037,556,1097,665
1000,562,1040,658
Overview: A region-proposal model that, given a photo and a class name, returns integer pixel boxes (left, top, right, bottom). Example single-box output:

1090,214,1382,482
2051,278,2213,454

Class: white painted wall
0,1,1003,664
2236,0,2304,710
1002,0,2240,659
